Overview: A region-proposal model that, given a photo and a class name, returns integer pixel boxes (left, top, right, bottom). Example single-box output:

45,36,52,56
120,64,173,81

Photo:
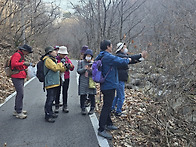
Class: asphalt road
0,60,100,147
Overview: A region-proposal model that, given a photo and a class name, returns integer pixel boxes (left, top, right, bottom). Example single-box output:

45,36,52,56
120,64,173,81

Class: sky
43,0,79,12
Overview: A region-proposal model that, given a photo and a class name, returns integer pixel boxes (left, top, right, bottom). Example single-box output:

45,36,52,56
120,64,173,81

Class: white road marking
0,77,36,108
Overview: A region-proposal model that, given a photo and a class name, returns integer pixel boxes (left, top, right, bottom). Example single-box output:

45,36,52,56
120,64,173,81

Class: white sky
43,0,79,12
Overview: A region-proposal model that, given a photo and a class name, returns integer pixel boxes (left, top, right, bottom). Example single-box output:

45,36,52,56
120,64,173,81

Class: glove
23,62,31,66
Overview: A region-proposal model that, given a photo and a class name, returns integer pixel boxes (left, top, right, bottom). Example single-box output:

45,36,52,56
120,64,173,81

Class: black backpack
36,58,48,82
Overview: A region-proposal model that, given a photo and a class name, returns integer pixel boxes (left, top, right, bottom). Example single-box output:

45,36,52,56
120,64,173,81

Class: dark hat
81,45,88,53
45,46,54,54
18,44,33,53
84,49,93,57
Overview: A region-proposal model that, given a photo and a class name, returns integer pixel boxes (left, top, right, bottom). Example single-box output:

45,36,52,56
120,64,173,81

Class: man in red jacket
11,44,33,119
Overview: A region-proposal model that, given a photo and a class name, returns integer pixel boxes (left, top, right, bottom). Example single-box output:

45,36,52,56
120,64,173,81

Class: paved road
0,60,101,147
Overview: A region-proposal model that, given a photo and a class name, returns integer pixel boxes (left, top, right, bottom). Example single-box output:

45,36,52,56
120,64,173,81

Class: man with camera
55,46,74,113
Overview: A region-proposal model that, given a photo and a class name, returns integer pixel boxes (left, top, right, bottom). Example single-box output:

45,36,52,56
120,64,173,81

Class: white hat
116,42,124,53
58,46,68,54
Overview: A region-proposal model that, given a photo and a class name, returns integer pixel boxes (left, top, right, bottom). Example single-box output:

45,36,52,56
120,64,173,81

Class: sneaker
81,108,87,115
88,108,95,115
15,113,27,119
98,130,112,139
62,106,69,113
52,113,58,118
105,125,118,130
13,110,27,116
45,118,55,123
54,107,59,113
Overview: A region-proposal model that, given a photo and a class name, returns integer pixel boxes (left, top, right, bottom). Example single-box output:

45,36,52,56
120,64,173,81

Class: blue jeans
111,81,125,113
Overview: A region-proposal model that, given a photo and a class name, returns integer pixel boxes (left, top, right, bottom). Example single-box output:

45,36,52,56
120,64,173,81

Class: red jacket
56,56,74,79
11,50,28,79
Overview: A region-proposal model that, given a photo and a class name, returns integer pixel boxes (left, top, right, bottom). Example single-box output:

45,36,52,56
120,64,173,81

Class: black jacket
116,51,142,82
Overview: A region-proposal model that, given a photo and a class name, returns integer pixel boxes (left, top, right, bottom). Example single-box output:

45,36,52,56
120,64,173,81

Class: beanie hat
58,46,68,54
81,45,88,53
116,42,124,53
84,49,93,57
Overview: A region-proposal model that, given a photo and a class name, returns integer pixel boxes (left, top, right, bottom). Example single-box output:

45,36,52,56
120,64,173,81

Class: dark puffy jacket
116,51,142,82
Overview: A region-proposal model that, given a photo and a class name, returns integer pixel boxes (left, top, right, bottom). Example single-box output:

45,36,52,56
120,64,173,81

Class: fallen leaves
96,88,196,147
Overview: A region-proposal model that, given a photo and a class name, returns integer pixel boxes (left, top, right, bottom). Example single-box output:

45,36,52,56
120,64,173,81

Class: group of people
77,41,147,139
10,39,147,139
41,46,74,123
10,45,74,123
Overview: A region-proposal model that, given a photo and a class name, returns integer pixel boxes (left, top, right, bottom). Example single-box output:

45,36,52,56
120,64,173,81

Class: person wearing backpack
55,46,74,113
111,42,147,116
95,40,140,139
11,44,33,119
77,49,96,115
43,46,66,123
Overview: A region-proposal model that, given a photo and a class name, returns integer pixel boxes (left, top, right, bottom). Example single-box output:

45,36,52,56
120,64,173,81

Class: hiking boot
15,113,27,119
88,108,95,115
62,106,69,113
13,110,27,116
52,113,58,118
81,108,87,115
105,125,118,131
98,130,112,139
45,118,55,123
54,107,59,113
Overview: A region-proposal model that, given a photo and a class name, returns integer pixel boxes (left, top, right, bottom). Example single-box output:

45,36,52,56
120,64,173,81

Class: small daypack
4,52,23,77
36,58,48,82
92,58,112,83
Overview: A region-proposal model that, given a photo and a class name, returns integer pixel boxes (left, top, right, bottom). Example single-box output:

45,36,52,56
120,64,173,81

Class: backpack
92,58,112,83
36,58,48,82
4,52,23,77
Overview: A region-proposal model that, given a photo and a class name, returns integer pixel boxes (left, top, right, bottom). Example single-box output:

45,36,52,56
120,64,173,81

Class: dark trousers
80,94,95,109
98,89,115,132
11,78,24,113
55,79,70,107
45,87,58,119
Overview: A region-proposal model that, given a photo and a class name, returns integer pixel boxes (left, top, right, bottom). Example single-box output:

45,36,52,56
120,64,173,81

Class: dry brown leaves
95,86,196,147
0,54,15,103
